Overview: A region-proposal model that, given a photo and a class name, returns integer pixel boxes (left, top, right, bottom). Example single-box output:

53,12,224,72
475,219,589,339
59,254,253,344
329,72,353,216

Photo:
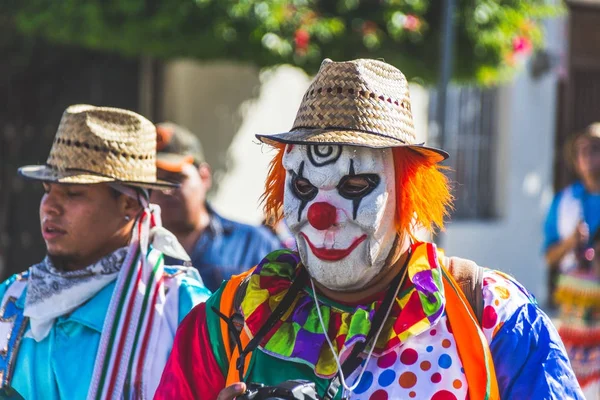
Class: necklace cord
314,250,412,395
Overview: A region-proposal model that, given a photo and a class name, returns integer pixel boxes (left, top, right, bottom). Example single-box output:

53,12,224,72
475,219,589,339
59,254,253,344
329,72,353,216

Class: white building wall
442,16,565,305
442,72,558,306
209,66,311,222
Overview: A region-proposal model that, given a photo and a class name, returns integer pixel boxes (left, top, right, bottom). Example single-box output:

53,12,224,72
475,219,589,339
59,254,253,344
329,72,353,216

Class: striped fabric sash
88,209,166,400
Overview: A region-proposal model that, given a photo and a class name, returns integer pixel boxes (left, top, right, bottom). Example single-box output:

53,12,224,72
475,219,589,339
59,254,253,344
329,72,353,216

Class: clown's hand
216,382,247,400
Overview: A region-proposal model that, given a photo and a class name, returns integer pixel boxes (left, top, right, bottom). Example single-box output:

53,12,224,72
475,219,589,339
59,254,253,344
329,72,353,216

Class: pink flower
404,15,421,32
512,36,532,55
294,29,310,50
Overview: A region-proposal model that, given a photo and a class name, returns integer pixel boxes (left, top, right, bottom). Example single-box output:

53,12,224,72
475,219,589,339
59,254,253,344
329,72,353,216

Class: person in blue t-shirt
543,123,600,397
151,122,282,291
544,124,600,272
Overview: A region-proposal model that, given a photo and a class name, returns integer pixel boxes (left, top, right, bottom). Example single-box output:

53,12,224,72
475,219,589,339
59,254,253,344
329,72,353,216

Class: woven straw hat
19,104,176,189
256,58,448,162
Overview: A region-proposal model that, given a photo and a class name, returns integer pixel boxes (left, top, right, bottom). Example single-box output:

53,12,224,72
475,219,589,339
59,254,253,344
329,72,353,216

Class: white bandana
24,247,127,341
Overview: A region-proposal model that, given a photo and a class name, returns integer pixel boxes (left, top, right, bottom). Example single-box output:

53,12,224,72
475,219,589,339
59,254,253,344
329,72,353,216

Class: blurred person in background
262,213,296,250
0,105,209,399
544,123,600,398
151,122,282,292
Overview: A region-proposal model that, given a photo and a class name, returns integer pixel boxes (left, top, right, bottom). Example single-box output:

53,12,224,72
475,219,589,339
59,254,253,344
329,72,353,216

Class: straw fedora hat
256,58,448,162
19,104,176,189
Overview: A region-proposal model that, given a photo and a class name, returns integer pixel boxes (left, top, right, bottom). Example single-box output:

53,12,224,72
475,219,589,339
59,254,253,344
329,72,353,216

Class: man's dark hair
109,186,152,204
109,187,122,199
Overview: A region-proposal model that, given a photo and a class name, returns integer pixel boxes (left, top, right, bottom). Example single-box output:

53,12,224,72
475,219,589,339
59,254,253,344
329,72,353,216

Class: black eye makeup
337,175,380,199
338,160,381,219
290,161,317,221
292,176,318,200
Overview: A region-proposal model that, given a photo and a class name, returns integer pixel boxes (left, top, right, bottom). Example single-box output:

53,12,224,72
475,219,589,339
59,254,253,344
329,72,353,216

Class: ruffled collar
241,242,445,378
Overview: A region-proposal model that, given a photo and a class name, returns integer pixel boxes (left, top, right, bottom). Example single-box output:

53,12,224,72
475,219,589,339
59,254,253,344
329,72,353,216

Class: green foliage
2,0,563,85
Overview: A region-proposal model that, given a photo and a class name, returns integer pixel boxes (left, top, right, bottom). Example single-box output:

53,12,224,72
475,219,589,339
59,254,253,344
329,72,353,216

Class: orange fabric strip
441,263,499,400
217,268,255,386
226,328,252,386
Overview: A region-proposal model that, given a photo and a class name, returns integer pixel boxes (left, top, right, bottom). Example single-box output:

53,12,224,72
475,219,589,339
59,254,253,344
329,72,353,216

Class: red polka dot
431,372,442,383
369,389,388,400
482,305,498,329
400,348,418,365
446,318,453,333
431,390,458,400
484,277,497,285
409,391,416,398
442,339,451,348
377,351,397,368
430,329,437,336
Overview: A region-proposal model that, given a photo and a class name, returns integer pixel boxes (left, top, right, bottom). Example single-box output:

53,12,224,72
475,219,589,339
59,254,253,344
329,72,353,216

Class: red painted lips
300,233,367,261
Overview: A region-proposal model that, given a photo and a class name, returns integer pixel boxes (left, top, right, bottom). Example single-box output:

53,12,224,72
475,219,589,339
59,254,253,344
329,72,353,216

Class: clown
155,59,583,399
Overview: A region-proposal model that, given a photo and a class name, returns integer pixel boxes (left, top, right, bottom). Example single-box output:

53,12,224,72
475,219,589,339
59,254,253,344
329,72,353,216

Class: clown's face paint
282,144,397,291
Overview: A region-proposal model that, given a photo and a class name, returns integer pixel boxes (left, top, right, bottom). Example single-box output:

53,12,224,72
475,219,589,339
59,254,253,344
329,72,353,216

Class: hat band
45,165,157,184
289,126,417,145
301,85,412,112
52,137,153,161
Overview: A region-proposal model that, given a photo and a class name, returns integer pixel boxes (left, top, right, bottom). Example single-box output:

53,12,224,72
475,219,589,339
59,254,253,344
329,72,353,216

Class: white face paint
282,144,397,291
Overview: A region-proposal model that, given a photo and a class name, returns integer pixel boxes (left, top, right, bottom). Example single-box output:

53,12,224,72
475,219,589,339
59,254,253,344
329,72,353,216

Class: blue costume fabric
489,303,583,399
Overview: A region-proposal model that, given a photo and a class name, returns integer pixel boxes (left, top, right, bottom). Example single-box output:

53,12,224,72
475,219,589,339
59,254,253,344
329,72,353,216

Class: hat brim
156,153,195,173
256,128,448,163
18,165,178,190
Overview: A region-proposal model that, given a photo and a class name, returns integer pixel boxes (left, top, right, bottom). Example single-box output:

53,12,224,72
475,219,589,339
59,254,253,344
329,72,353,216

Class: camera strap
215,251,409,396
230,267,310,382
323,252,411,400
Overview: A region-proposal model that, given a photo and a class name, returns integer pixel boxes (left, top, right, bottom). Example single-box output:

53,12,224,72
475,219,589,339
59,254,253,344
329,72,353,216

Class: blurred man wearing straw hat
156,59,582,400
0,105,210,399
150,122,282,292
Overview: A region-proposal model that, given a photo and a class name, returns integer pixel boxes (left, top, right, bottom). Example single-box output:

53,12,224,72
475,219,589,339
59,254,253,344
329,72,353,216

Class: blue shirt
0,267,210,400
184,208,282,292
543,181,600,250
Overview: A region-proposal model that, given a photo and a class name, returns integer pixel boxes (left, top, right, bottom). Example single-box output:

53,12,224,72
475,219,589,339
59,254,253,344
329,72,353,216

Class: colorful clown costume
157,58,583,400
156,243,583,399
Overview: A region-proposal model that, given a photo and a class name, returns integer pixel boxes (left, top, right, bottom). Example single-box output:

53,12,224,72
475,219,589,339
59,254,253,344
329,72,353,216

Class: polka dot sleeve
480,269,535,344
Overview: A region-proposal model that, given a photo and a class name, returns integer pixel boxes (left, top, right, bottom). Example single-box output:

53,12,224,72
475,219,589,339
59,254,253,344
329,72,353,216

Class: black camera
236,380,320,400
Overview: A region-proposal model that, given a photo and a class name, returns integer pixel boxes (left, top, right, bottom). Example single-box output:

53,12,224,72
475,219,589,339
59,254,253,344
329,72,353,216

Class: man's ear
198,162,212,191
120,193,143,220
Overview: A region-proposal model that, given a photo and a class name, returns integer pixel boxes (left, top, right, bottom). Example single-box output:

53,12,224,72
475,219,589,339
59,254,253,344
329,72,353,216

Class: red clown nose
307,202,337,230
